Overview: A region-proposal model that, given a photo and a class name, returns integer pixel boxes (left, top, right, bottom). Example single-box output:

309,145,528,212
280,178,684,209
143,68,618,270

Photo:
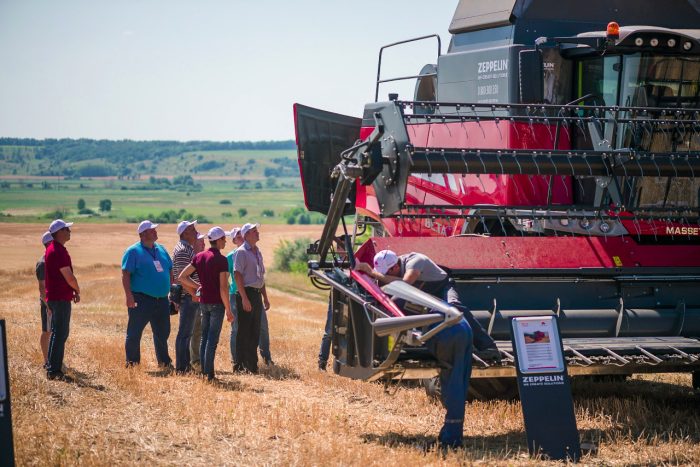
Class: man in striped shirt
172,220,204,373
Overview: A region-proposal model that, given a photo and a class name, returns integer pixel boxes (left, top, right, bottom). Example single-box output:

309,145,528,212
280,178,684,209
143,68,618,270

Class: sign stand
0,320,15,466
510,316,580,461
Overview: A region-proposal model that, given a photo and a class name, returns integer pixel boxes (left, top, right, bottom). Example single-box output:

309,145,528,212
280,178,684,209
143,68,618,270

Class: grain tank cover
449,0,516,34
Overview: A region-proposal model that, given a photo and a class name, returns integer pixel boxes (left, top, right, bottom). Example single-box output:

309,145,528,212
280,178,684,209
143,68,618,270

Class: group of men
37,218,272,382
37,217,497,448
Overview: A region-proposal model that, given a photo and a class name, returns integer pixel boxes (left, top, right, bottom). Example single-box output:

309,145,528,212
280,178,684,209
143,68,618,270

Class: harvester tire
422,376,519,402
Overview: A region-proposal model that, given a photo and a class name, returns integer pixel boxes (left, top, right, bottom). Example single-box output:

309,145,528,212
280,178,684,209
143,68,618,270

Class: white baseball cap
176,220,198,236
137,220,159,234
374,250,399,275
240,223,260,237
230,227,242,240
207,226,229,241
41,231,53,245
48,219,74,234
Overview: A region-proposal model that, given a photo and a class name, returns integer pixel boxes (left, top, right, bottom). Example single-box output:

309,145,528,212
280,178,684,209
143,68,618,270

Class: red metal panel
366,236,700,270
350,270,405,317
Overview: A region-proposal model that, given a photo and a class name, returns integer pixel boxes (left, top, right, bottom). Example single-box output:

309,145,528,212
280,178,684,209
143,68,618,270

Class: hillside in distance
0,137,297,178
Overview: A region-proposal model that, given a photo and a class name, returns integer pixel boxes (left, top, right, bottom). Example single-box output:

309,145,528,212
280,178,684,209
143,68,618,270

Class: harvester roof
449,0,700,36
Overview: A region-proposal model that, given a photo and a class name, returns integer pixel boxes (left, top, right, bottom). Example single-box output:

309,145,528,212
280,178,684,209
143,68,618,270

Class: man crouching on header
355,250,475,449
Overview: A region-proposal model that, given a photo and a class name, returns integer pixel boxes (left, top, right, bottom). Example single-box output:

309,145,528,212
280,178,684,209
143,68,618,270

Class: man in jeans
45,219,81,380
37,230,54,369
121,220,173,368
228,228,274,367
172,220,204,374
190,233,206,370
179,226,233,381
233,223,270,374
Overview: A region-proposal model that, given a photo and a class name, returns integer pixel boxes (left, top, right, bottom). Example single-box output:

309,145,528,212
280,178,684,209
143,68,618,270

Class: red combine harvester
294,0,700,398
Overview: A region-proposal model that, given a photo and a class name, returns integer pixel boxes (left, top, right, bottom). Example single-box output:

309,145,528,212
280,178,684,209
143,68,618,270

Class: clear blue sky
0,0,457,141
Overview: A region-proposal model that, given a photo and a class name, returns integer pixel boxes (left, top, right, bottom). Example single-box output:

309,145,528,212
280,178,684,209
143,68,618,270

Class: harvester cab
294,0,700,398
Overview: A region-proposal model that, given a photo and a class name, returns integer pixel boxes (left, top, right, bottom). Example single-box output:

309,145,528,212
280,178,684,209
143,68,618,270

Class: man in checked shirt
172,220,204,374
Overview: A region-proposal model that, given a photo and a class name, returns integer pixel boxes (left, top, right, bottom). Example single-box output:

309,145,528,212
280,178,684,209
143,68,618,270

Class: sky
0,0,458,142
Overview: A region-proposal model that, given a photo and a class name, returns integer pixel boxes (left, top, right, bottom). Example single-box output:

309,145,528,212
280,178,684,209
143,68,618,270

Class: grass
0,177,308,224
1,224,699,465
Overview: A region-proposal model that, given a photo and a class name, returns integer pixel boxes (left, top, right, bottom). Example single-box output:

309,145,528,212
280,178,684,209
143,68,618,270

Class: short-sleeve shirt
172,240,199,295
233,242,265,289
45,241,74,301
192,248,229,304
226,248,240,296
122,242,173,298
400,253,447,283
36,256,45,281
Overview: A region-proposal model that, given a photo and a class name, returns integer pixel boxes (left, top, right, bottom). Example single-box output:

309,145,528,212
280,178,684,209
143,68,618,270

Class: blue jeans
230,293,271,363
125,293,171,365
200,303,225,379
175,295,199,371
47,300,71,373
427,318,473,447
318,299,332,367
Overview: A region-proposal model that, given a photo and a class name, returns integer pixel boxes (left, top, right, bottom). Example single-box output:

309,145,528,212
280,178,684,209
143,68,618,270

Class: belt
133,291,168,300
243,286,263,293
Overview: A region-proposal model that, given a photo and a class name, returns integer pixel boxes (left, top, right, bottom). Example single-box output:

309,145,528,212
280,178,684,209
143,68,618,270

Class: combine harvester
294,0,700,398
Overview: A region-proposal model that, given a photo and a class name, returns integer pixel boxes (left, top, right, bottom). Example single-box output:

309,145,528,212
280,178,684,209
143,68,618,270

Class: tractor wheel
422,377,519,402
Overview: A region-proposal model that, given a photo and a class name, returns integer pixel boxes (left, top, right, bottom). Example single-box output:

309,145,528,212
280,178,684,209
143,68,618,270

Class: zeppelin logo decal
521,375,565,386
666,226,700,236
478,59,508,74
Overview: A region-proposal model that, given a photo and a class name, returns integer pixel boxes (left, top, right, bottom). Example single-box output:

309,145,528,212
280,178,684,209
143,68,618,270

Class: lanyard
143,244,158,260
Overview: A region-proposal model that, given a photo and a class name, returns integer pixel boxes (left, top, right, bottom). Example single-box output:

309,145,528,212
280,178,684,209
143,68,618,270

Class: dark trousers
175,294,198,371
427,317,473,447
234,287,262,373
125,293,171,365
47,300,71,373
318,299,332,367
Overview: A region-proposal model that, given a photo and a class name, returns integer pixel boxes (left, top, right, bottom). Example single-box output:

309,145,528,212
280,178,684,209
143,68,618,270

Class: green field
0,149,320,225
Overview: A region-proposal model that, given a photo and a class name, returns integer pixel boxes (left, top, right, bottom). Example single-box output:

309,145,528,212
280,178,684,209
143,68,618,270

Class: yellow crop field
1,224,698,465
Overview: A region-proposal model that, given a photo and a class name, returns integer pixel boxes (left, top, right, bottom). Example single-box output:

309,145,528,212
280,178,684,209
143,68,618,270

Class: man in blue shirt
121,220,174,368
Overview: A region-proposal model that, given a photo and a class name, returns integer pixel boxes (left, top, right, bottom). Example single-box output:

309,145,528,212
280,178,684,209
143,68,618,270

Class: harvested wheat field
1,223,699,465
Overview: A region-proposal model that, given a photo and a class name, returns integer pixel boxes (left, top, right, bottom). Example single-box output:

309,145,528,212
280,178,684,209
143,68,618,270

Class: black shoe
47,371,67,381
475,348,502,363
263,357,274,367
125,361,139,368
318,362,327,372
158,362,174,371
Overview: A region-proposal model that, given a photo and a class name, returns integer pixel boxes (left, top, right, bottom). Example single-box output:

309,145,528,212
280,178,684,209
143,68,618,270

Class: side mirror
519,49,544,104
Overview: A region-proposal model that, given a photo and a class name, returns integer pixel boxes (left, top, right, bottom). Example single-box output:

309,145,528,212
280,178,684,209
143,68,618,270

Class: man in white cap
233,223,270,373
227,227,274,367
171,220,204,374
36,231,54,368
226,227,244,367
356,249,499,448
121,220,173,368
45,219,81,380
357,249,498,355
179,226,233,381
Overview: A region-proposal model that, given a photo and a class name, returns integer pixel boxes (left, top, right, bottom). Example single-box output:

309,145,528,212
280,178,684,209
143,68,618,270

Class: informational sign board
511,316,580,462
0,320,15,466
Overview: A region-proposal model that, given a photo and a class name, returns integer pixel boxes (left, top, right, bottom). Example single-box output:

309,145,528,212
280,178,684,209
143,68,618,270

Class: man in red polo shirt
45,219,81,380
178,226,233,381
